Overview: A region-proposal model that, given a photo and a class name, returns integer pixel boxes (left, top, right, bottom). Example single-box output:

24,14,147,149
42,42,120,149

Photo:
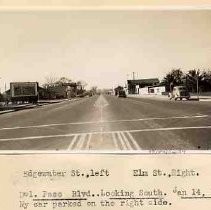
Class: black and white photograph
1,9,211,150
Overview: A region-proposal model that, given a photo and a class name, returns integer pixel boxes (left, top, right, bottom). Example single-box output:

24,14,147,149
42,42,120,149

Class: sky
0,10,211,91
0,0,211,7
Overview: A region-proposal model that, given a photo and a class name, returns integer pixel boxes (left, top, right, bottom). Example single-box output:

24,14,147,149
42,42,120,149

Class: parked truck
10,82,39,104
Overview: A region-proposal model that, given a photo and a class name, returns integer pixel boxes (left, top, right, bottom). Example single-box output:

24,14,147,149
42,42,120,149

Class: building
148,85,166,95
114,86,124,96
127,78,159,94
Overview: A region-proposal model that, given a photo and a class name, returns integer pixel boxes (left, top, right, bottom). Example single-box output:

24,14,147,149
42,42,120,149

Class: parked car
169,86,190,100
118,90,127,98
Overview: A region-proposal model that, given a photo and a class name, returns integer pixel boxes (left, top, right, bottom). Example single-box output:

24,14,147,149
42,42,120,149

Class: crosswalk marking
111,133,119,150
74,134,86,150
66,132,141,150
126,131,141,150
117,132,127,150
85,134,92,150
0,128,143,150
110,132,140,150
67,134,79,150
120,132,133,150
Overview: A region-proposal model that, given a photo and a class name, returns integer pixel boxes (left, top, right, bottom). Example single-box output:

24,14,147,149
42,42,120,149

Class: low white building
148,86,166,95
139,87,149,95
136,86,166,95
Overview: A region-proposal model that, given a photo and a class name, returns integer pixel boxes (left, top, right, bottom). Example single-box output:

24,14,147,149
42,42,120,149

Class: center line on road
0,115,208,131
100,127,103,142
94,94,109,122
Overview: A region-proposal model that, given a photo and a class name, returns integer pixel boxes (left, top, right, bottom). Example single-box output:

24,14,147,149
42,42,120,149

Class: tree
42,76,72,99
185,69,211,92
161,68,211,93
56,77,72,85
76,80,87,90
185,69,202,92
161,69,184,91
90,86,97,94
43,75,58,88
43,76,73,87
200,70,211,92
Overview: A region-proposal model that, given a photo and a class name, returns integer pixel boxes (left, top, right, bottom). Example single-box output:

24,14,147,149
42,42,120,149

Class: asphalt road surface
0,94,211,150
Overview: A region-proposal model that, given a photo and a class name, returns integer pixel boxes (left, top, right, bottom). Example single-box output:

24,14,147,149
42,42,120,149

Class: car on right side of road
170,86,190,101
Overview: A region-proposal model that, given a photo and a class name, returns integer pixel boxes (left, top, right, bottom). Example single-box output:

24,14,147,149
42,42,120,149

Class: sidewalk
128,94,211,102
0,110,15,114
0,104,38,115
38,97,85,105
128,94,168,101
38,99,67,104
38,99,68,106
0,97,87,115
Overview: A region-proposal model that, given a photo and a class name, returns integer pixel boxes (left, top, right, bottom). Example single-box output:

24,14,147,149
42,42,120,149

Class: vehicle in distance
170,86,190,100
10,82,39,103
118,90,127,98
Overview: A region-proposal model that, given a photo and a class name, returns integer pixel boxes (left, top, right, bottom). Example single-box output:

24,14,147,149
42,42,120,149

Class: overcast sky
0,10,211,91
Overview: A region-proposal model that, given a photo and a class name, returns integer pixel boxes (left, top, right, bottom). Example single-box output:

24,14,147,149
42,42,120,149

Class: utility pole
196,69,199,100
186,70,200,100
132,72,135,80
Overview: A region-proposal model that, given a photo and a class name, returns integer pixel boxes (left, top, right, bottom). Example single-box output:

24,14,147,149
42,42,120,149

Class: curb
127,95,168,101
0,96,93,115
0,105,38,115
128,95,211,102
0,110,15,115
199,99,211,102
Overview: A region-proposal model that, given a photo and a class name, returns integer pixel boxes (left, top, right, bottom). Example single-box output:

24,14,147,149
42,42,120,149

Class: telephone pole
132,72,135,80
0,77,1,93
196,69,199,100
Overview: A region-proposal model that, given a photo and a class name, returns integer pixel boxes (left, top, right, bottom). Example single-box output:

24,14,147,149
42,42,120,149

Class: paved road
0,94,211,150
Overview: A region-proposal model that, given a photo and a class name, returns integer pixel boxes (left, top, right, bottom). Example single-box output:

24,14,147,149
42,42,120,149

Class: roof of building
127,78,159,85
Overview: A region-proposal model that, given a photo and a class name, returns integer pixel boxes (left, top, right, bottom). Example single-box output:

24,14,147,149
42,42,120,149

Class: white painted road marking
67,134,90,150
120,132,133,150
111,132,138,150
1,125,211,142
117,132,127,150
74,134,86,150
111,133,119,150
0,115,208,131
67,134,79,150
67,132,138,150
126,131,141,150
94,95,109,109
85,134,92,150
94,94,109,121
94,95,109,142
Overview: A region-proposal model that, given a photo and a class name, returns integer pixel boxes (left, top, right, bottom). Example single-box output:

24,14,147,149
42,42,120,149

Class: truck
169,86,190,101
10,82,39,104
